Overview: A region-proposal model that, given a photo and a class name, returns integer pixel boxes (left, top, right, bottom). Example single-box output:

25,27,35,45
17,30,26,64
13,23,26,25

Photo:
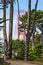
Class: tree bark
3,0,8,58
31,0,38,49
8,0,13,59
31,0,38,34
25,0,31,61
25,0,38,61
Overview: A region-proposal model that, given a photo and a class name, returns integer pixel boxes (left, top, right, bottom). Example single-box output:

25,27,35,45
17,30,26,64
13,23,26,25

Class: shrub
12,39,25,60
29,43,43,61
12,39,43,61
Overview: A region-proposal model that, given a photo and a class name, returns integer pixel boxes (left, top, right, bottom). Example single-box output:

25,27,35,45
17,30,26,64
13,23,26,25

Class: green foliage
12,39,25,60
18,12,28,31
35,33,41,43
19,10,43,33
29,43,43,61
12,39,43,61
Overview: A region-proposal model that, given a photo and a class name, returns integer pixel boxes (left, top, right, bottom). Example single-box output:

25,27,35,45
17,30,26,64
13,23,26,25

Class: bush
12,39,25,60
12,39,43,61
29,43,43,61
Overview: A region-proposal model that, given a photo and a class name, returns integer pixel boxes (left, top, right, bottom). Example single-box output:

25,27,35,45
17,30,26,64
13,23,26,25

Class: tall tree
3,0,8,58
8,0,20,59
0,0,10,59
8,0,14,59
25,0,31,61
25,0,38,61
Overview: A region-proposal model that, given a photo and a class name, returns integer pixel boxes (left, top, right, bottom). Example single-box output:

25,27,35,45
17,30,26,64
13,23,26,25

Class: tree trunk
3,0,8,58
25,0,31,61
25,0,38,61
8,0,13,59
31,0,38,34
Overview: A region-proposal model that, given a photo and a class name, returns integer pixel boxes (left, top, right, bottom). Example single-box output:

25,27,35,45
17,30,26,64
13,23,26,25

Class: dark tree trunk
8,0,13,59
3,0,8,58
25,0,38,61
31,0,38,48
25,0,31,61
31,0,38,34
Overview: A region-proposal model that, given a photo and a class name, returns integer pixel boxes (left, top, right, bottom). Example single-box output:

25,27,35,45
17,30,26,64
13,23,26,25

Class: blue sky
6,0,43,17
0,0,43,40
14,0,43,12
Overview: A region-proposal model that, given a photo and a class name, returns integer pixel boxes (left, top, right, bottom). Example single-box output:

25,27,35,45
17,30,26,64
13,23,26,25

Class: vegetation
0,0,43,63
12,39,25,60
12,39,43,61
29,42,43,61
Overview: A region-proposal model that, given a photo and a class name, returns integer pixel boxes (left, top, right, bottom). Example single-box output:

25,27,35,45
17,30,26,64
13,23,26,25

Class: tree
7,0,14,59
8,0,19,59
2,0,8,58
19,0,38,61
25,0,31,61
0,0,14,59
0,0,9,58
0,0,20,59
